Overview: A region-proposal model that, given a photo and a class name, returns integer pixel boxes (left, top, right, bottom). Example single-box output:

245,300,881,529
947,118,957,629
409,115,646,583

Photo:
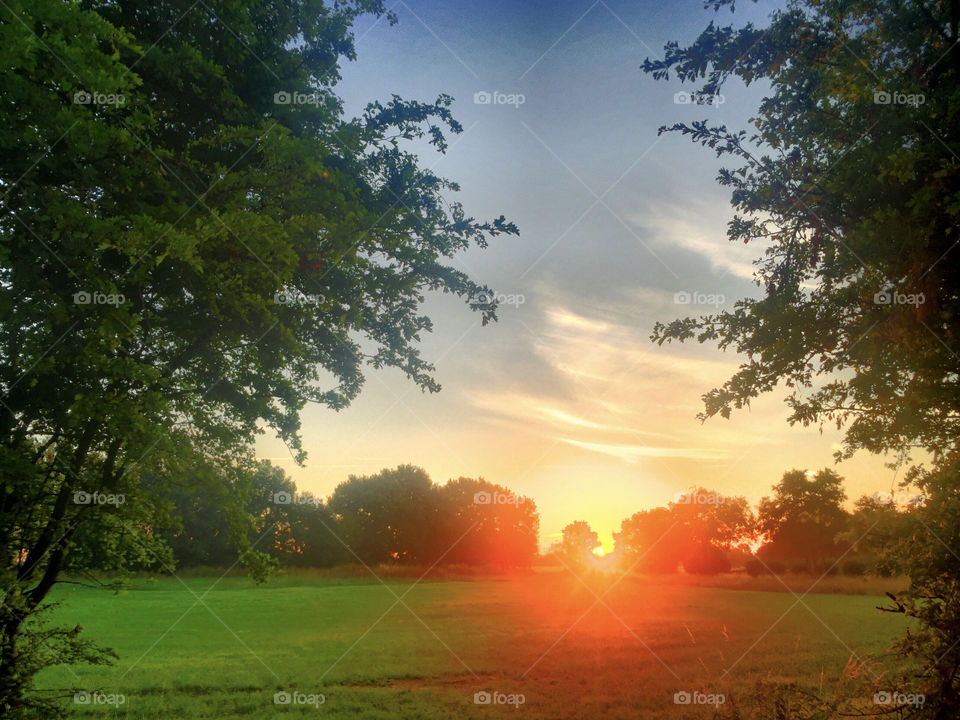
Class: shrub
744,558,765,577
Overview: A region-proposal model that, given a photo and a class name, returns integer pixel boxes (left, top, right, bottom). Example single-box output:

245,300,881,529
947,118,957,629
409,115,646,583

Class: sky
255,0,896,550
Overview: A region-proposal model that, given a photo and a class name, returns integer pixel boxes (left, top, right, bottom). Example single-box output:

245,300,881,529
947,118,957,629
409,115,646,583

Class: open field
37,570,916,718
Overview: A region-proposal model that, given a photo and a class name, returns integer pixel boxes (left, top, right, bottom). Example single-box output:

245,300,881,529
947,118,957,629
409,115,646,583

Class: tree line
149,464,539,571
556,468,923,577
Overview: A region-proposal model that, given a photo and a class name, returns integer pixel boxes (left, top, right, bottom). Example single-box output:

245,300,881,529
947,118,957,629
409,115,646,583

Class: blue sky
256,0,895,549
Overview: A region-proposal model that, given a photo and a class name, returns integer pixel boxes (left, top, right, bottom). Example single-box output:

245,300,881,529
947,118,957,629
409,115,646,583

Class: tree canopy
0,0,516,714
645,0,960,713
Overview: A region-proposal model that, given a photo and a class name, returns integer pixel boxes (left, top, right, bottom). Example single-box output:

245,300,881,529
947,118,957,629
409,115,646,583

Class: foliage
558,521,601,567
758,469,849,572
614,488,753,574
0,0,516,713
644,0,960,714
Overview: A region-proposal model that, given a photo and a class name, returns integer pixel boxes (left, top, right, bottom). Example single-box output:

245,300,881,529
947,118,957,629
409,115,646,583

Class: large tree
559,520,601,567
327,465,440,564
435,477,539,568
645,0,960,714
757,469,849,572
0,0,516,714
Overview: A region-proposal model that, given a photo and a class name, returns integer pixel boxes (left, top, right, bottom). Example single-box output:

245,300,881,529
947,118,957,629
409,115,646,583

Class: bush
744,558,765,576
842,559,867,576
823,559,840,575
790,562,809,574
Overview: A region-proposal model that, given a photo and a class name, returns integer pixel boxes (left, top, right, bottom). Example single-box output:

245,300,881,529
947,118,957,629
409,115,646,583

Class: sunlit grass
37,571,915,718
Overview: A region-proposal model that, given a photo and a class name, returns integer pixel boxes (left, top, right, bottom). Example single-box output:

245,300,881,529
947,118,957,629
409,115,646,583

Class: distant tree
671,488,753,574
435,478,538,568
328,465,439,564
614,507,682,573
559,521,601,567
758,469,849,572
614,489,753,574
271,500,348,568
840,493,918,576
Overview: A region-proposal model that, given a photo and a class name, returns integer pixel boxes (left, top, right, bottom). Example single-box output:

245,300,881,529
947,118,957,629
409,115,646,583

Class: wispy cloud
559,438,728,462
624,203,758,280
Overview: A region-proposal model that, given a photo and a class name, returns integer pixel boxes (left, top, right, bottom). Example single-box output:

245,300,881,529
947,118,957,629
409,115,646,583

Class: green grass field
36,569,916,718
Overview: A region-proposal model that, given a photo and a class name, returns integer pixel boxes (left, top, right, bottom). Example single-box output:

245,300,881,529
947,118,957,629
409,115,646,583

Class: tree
614,507,683,573
671,488,754,574
614,489,754,574
0,0,516,713
757,469,849,572
840,493,918,576
327,465,439,564
435,477,538,568
644,0,960,713
559,520,601,567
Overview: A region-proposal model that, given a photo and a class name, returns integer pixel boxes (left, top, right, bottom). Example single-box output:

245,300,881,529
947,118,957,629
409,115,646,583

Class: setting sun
591,546,605,557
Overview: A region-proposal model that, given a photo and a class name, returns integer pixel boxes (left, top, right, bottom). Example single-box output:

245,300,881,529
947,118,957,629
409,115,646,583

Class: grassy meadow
35,569,916,718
